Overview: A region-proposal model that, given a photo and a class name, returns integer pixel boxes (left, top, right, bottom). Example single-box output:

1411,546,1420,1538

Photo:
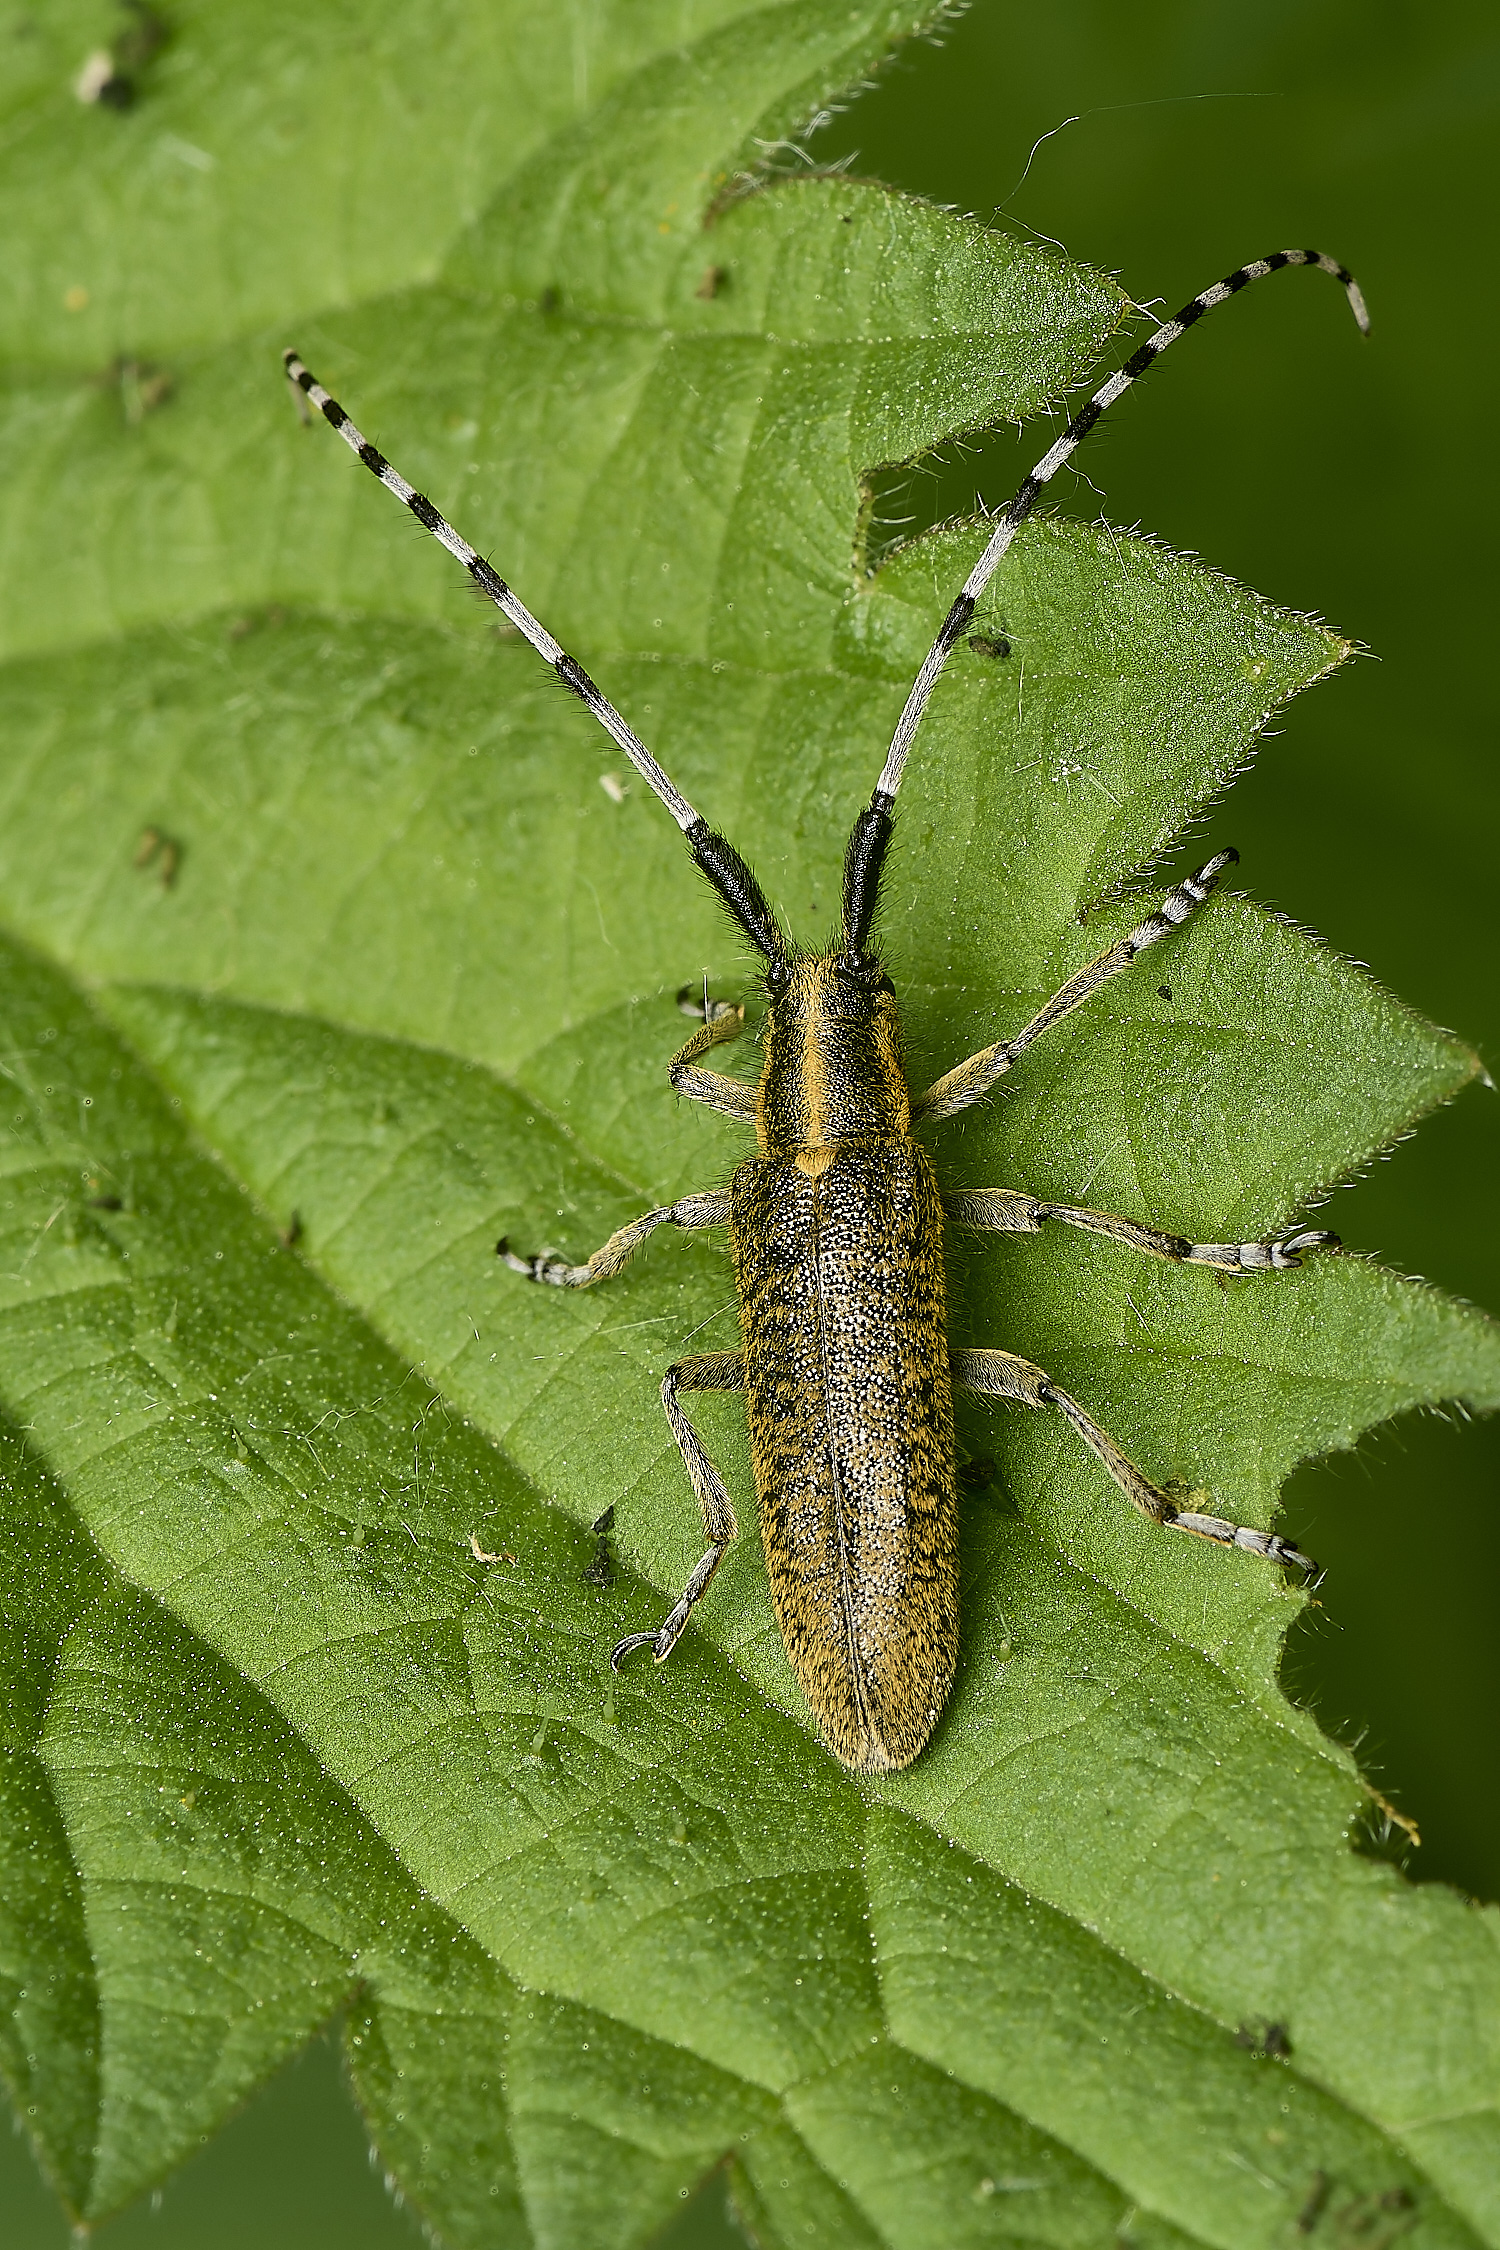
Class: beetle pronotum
286,245,1369,1773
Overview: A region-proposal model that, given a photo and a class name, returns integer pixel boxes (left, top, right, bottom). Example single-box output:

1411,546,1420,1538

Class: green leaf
3,4,1499,2247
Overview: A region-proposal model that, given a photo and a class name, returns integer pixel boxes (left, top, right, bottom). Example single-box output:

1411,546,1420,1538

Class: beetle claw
610,1630,661,1671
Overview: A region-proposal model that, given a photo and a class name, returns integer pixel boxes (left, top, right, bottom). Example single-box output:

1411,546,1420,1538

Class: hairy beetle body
733,1145,957,1773
731,953,958,1769
287,244,1364,1772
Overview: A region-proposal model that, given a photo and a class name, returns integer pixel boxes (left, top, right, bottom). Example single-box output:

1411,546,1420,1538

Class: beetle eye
841,952,890,993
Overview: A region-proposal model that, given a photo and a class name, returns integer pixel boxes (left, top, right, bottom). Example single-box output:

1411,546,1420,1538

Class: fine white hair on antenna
281,350,702,836
870,248,1370,812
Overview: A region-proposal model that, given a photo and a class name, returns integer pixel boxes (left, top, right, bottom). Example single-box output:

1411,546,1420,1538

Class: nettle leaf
3,4,1499,2246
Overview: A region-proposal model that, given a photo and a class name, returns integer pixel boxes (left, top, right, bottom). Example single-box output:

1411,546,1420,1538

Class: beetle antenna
282,351,787,963
863,248,1370,818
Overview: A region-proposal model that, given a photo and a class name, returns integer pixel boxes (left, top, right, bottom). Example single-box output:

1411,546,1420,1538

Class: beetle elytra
285,245,1369,1772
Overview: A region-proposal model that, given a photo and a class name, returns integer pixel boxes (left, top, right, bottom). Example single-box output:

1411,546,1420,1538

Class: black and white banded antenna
282,350,787,964
867,248,1370,815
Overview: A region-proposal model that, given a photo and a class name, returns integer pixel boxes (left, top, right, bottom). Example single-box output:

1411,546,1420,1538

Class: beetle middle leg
499,1187,731,1286
500,989,751,1282
944,1187,1338,1271
612,1351,745,1667
950,1347,1315,1574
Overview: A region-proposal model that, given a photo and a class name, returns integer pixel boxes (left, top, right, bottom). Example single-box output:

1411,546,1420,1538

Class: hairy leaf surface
2,3,1498,2246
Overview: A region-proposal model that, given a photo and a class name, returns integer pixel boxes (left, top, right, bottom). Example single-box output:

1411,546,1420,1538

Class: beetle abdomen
730,1141,958,1772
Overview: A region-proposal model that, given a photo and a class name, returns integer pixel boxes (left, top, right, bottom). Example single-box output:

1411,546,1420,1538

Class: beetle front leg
612,1352,745,1667
668,993,758,1121
944,1187,1338,1272
950,1346,1316,1575
914,851,1236,1122
498,1188,731,1287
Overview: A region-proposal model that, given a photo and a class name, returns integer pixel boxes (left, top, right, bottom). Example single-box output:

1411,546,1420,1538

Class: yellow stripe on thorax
794,964,835,1174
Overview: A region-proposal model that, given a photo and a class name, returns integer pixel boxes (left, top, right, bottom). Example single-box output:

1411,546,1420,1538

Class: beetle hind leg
950,1346,1315,1578
612,1352,745,1669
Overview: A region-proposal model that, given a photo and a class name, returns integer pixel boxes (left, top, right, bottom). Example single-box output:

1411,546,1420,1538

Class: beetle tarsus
1167,1508,1318,1579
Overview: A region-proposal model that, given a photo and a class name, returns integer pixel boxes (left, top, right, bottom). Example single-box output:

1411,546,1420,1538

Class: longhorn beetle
286,245,1369,1773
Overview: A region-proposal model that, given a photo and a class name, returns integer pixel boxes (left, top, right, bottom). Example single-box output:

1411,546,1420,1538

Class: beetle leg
950,1346,1316,1576
676,981,736,1023
612,1352,745,1668
498,1188,730,1287
913,851,1236,1122
943,1188,1339,1271
668,996,758,1120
